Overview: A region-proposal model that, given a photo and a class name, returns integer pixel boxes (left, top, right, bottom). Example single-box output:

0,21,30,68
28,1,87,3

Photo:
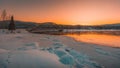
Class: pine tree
8,16,16,33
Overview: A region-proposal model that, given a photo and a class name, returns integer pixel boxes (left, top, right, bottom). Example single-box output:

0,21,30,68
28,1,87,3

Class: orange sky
0,0,120,25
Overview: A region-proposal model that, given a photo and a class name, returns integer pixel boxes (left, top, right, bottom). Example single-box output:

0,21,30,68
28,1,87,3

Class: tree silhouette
8,16,16,33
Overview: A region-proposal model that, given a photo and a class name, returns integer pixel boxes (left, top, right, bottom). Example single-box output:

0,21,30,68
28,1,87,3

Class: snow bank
0,29,120,68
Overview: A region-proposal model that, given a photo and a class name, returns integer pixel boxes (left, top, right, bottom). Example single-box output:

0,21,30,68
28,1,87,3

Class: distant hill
37,22,57,26
103,23,120,26
0,21,37,29
1,20,119,30
102,23,120,27
94,23,120,29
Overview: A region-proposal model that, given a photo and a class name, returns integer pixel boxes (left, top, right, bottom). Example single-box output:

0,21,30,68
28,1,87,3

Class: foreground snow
0,29,120,68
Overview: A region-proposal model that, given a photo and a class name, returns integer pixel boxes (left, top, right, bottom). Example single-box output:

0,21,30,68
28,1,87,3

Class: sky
0,0,120,25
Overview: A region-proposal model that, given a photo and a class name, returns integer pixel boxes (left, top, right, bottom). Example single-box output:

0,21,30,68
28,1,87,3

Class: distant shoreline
29,30,120,35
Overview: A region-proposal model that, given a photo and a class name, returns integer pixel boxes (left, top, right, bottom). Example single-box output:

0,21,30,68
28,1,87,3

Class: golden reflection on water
67,34,120,47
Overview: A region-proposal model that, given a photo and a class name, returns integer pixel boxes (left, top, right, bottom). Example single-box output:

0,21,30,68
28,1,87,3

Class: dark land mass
29,22,120,30
0,20,37,29
0,21,120,30
0,21,120,35
27,22,120,35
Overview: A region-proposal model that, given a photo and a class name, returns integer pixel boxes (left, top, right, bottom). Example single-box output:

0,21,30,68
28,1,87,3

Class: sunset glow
0,0,120,25
67,34,120,47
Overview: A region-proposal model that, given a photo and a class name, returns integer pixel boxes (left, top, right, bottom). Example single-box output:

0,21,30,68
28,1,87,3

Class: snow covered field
0,29,120,68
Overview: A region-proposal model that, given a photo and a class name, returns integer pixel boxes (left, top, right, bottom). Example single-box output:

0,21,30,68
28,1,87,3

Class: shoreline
29,29,120,36
60,35,120,68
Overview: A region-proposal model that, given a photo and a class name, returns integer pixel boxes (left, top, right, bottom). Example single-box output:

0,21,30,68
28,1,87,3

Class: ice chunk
65,48,72,52
95,48,110,56
45,43,103,68
40,48,46,51
59,55,74,65
46,47,54,53
25,43,36,46
64,48,103,68
25,42,39,48
54,50,67,58
68,49,89,59
0,61,7,68
89,61,103,68
74,62,84,68
53,43,64,48
18,42,39,50
53,39,60,42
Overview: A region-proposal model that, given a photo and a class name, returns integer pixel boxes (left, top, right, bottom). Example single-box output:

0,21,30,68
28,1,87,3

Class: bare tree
1,9,7,21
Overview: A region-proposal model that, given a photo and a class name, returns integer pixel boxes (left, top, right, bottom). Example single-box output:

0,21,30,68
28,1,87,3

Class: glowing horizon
0,0,120,25
15,19,120,26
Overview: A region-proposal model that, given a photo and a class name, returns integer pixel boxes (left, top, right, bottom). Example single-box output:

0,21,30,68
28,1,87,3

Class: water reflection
66,33,120,48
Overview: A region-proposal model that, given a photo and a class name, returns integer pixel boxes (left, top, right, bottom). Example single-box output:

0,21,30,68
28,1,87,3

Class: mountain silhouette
0,20,37,29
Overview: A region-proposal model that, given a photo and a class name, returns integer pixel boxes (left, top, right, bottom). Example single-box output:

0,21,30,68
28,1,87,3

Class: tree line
0,9,16,33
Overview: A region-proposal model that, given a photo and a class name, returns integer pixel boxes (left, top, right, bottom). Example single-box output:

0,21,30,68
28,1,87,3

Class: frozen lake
0,29,120,68
66,33,120,48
